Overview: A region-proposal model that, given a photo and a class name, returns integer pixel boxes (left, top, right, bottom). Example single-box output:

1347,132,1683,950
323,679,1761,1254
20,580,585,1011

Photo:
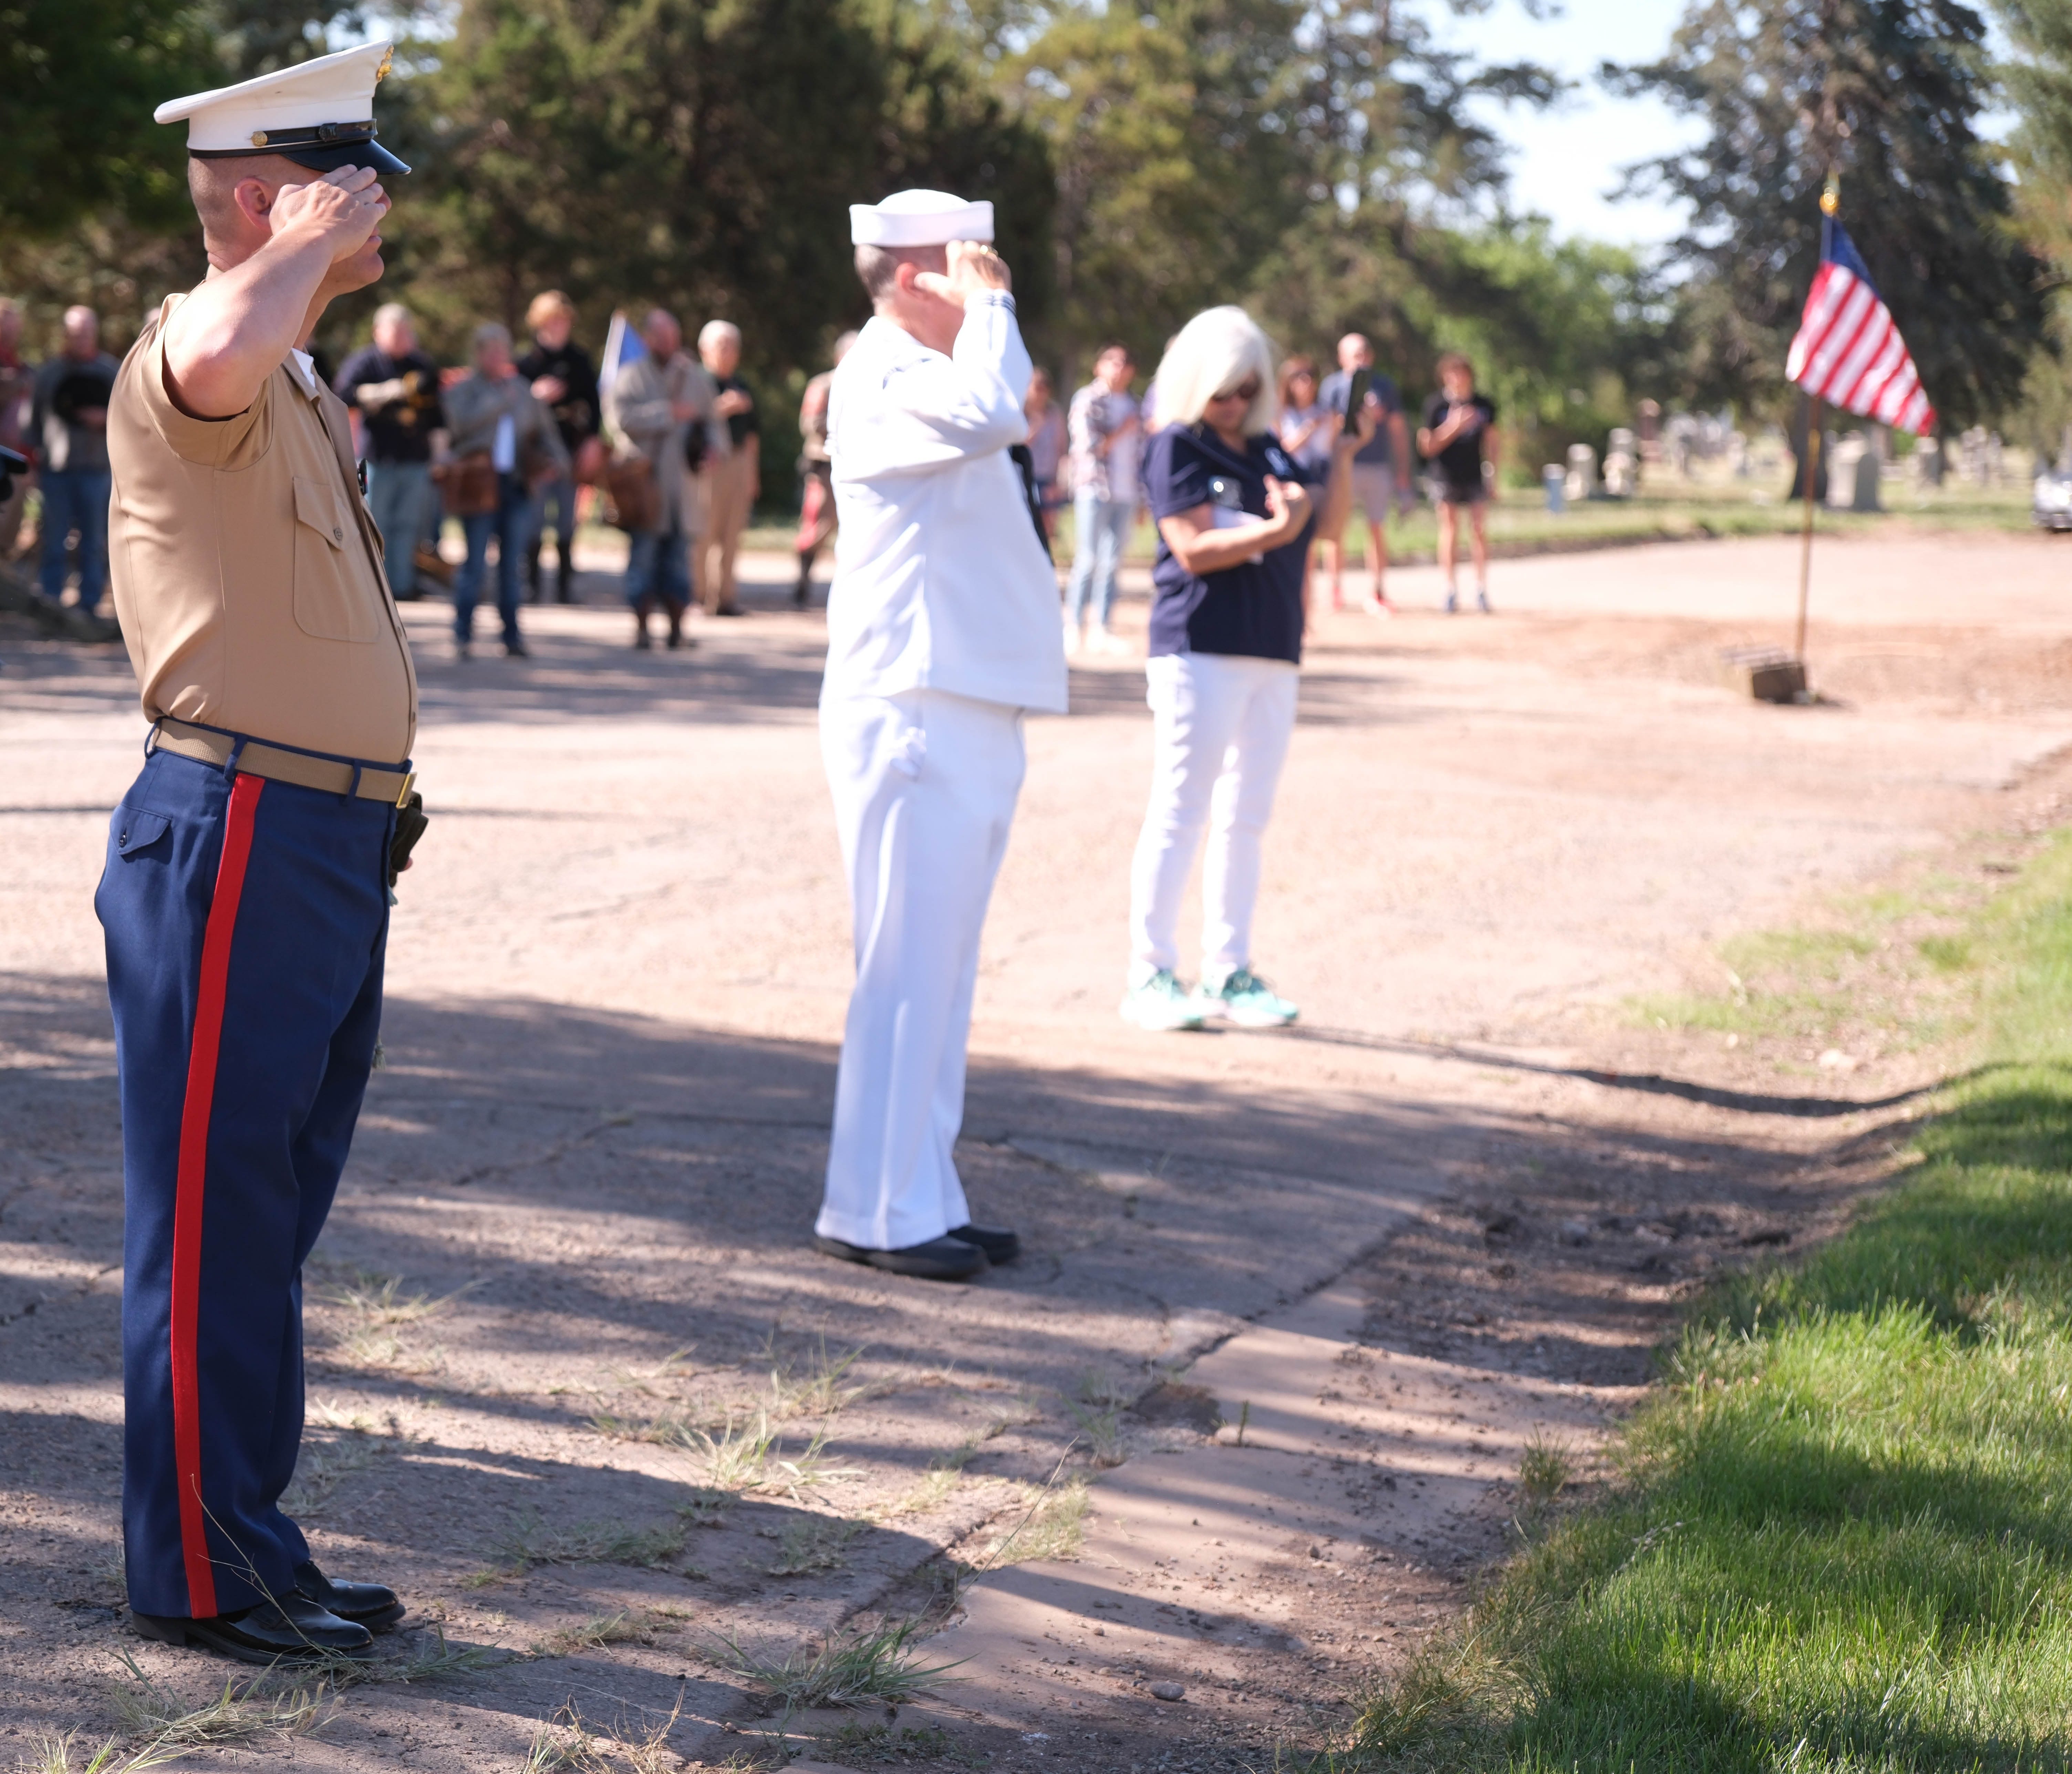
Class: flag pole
1795,170,1842,675
1796,394,1820,664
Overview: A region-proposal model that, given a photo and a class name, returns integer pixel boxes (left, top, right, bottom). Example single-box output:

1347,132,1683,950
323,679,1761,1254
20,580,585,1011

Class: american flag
1786,219,1936,437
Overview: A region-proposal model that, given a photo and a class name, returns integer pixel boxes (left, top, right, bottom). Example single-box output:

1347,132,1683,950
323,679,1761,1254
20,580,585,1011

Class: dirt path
2,532,2068,1768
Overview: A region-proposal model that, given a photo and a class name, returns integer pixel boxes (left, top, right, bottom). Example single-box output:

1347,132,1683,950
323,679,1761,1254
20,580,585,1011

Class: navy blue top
1144,423,1324,665
1319,368,1402,467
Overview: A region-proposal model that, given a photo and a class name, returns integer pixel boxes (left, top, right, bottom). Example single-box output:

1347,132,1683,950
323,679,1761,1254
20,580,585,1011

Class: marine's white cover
154,40,391,152
849,189,995,247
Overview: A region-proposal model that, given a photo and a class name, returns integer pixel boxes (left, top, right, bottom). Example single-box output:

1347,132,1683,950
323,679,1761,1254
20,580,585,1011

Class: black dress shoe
504,638,531,658
813,1233,988,1281
946,1223,1021,1264
293,1558,405,1631
132,1592,373,1665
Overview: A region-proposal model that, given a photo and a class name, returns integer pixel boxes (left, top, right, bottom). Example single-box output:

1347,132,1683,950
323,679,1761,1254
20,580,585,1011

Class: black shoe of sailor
813,1233,989,1281
294,1558,406,1631
131,1591,373,1665
945,1223,1020,1264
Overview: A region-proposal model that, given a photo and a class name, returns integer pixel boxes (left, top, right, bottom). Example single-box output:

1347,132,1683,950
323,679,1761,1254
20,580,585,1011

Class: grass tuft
107,1650,336,1754
529,1608,681,1659
493,1510,685,1571
683,1411,861,1498
767,1515,862,1577
703,1616,966,1718
982,1476,1089,1566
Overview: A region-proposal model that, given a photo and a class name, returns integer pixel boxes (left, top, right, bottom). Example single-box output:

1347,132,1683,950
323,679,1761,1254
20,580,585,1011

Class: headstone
1542,464,1565,513
1850,446,1881,511
1826,432,1867,510
1603,428,1638,498
1564,443,1598,503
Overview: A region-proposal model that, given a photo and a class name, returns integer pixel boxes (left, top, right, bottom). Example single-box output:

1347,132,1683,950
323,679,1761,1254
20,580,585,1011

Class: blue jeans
625,521,693,612
1066,491,1132,629
365,459,431,597
529,473,579,596
39,467,112,609
454,473,529,646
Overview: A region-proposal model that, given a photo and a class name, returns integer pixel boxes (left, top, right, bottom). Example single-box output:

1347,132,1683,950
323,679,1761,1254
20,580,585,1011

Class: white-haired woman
1119,307,1371,1032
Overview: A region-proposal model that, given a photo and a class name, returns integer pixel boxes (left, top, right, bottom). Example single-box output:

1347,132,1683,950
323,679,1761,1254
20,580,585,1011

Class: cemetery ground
4,529,2072,1769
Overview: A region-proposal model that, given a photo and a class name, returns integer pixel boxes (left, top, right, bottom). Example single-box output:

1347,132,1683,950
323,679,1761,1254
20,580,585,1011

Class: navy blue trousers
96,748,395,1618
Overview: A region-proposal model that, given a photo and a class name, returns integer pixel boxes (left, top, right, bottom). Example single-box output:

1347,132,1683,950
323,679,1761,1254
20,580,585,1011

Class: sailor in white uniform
813,190,1068,1282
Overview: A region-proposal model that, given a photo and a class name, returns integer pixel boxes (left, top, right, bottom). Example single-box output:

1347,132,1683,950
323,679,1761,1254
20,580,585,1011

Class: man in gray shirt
609,309,728,649
31,306,120,613
1317,332,1411,616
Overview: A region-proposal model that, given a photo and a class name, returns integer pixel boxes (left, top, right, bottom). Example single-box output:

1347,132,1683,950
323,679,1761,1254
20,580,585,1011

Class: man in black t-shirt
698,320,758,616
335,303,445,599
518,291,600,604
1416,352,1500,614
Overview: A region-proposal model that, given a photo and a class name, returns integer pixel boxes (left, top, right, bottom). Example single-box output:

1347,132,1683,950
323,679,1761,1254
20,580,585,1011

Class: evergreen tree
1611,0,2045,427
4,0,217,240
401,0,1049,370
1000,0,1561,370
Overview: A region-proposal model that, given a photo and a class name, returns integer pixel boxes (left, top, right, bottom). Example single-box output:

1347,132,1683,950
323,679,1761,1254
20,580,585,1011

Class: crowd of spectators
0,288,1501,642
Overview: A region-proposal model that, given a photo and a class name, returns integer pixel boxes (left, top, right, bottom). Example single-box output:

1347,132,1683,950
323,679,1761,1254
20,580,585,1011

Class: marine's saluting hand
271,164,390,261
913,239,1013,311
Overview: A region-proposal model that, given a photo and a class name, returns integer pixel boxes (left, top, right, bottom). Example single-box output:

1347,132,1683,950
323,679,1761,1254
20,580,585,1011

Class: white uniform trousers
818,687,1027,1250
1129,651,1299,977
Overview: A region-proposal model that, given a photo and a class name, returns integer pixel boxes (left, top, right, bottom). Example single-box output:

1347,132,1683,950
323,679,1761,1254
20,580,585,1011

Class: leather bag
604,453,662,533
435,451,499,518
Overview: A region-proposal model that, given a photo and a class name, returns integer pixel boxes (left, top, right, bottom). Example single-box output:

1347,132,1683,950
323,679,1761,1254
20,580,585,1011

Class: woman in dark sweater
1120,306,1370,1033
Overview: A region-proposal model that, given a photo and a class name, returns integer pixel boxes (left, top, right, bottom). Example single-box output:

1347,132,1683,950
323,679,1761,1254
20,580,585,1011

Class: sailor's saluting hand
912,239,1013,309
270,163,390,258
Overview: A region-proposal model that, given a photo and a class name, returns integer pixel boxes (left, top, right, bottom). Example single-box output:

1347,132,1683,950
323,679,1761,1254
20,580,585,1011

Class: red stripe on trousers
169,772,264,1617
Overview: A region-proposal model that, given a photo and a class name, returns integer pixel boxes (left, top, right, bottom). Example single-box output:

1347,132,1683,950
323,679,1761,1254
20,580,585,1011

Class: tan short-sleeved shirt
108,293,417,765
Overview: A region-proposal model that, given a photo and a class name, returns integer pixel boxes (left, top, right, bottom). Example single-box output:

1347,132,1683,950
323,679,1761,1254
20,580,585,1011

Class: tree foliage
398,0,1050,371
3,0,218,239
994,0,1562,369
1611,0,2046,428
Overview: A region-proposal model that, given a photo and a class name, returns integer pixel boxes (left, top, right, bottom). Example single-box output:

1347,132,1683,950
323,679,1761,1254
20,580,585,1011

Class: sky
1434,0,1705,246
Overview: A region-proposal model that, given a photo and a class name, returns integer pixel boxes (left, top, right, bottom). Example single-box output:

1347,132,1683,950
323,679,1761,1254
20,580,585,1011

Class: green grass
1342,831,2072,1773
1631,878,1984,1054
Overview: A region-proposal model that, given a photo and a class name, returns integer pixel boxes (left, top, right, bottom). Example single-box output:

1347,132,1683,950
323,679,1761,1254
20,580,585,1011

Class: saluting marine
812,190,1068,1282
101,42,425,1662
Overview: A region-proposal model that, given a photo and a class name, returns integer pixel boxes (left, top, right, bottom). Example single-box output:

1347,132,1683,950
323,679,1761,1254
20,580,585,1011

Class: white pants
818,688,1027,1249
1128,651,1298,978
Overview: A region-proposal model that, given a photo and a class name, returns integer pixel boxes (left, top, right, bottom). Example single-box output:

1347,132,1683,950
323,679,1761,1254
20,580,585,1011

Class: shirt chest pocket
291,473,379,643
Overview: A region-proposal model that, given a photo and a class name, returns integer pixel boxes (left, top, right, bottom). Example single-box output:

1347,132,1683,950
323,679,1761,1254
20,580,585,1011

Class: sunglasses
1208,379,1262,405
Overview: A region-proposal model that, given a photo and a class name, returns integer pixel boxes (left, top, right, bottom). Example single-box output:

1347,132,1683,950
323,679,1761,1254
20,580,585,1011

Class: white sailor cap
849,188,994,248
154,40,410,175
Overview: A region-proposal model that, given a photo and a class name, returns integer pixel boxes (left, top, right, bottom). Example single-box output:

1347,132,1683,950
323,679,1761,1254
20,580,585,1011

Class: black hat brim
276,139,411,175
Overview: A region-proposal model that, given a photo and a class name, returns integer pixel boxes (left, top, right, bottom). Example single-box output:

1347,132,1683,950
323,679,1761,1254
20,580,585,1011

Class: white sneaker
1063,615,1082,657
1119,970,1208,1032
1192,966,1299,1029
1091,625,1128,656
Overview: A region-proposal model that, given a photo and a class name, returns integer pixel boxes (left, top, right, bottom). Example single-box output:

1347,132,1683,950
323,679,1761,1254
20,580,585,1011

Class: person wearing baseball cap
811,190,1067,1282
101,40,420,1663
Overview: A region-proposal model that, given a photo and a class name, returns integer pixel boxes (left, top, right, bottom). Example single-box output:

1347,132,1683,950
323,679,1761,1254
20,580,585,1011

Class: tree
1610,0,2046,427
3,0,217,240
989,0,1560,374
395,0,1049,372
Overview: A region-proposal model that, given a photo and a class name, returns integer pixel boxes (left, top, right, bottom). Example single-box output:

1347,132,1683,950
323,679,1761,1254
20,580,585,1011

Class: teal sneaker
1194,967,1299,1029
1120,969,1208,1032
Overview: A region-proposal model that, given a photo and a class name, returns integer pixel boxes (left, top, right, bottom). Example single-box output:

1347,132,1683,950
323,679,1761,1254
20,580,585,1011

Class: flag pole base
1723,646,1810,705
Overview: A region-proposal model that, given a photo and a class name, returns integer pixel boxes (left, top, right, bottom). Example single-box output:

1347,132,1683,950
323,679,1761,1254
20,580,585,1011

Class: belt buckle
394,770,416,807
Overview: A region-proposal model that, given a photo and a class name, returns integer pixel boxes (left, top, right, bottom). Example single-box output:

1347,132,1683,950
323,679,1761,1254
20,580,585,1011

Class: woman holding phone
1119,307,1372,1033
